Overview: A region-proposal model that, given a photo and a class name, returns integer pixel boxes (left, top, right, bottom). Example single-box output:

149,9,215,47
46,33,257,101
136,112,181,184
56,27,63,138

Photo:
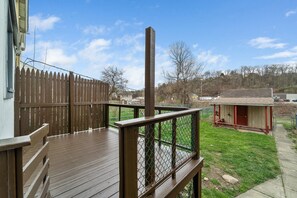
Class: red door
237,106,248,126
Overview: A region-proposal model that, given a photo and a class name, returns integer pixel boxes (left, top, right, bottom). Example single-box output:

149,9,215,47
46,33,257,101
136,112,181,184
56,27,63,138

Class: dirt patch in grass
203,166,240,190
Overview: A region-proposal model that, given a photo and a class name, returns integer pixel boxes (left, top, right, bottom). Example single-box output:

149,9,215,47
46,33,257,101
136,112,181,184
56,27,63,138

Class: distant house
210,88,274,133
199,96,214,101
120,93,133,104
274,93,297,102
0,0,28,139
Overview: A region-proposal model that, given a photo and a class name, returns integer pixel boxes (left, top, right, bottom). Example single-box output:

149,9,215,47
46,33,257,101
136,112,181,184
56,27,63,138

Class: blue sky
23,0,297,89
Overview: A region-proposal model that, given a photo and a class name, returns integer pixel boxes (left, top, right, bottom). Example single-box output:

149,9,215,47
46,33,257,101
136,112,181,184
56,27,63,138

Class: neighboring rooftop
211,88,274,106
220,88,273,98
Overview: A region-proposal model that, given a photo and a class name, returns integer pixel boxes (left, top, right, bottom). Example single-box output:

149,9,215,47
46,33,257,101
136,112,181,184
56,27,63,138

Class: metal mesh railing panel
136,115,193,196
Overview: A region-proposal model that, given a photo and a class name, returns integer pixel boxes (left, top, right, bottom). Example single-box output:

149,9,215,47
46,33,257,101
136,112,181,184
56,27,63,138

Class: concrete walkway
237,124,297,198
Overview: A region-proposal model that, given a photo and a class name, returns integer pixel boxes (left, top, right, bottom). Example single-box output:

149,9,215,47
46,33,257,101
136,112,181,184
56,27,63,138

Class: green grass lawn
200,122,280,197
109,107,280,197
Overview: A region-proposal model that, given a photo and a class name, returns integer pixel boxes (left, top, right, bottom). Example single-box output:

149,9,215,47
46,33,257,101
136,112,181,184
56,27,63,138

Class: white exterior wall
286,94,297,101
0,0,15,139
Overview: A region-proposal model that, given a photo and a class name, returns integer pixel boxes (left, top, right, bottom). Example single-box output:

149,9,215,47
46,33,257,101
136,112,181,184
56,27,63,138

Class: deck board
46,128,119,198
23,127,193,197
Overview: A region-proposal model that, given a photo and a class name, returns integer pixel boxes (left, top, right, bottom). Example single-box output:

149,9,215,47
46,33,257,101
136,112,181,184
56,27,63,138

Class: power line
22,58,102,81
22,58,142,91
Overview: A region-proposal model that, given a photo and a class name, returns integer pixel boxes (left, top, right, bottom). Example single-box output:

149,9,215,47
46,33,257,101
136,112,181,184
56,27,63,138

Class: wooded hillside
157,64,297,103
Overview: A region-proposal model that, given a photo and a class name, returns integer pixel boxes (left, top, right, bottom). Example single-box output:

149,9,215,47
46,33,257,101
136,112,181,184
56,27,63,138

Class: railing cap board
115,108,202,128
29,123,49,146
107,103,189,111
0,136,31,152
0,123,49,152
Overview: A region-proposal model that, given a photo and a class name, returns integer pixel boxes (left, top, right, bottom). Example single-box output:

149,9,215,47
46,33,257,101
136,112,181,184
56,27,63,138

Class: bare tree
164,41,203,104
101,66,128,98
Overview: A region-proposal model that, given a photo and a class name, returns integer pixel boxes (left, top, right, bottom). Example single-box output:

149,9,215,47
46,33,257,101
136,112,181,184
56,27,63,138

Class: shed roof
211,88,274,106
220,88,273,98
211,97,274,106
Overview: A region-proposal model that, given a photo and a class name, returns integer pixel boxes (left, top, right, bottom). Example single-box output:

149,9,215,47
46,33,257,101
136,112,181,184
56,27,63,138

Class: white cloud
115,33,144,53
79,39,112,63
29,15,60,31
83,25,109,35
23,40,77,70
197,50,228,66
256,51,297,59
256,46,297,59
291,46,297,50
115,33,144,45
123,66,144,88
248,37,286,49
46,48,77,66
285,10,297,17
113,19,143,31
192,43,199,49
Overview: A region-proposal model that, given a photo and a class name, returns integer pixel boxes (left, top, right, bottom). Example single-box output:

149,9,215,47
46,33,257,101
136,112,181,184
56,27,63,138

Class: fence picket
15,67,108,136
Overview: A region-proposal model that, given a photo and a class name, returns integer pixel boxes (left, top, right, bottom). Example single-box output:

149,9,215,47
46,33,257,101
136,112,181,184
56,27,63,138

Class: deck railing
106,103,188,127
0,124,50,198
115,108,203,197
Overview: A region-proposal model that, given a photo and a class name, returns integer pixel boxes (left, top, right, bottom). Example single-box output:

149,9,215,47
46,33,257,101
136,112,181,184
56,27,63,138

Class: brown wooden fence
14,67,109,136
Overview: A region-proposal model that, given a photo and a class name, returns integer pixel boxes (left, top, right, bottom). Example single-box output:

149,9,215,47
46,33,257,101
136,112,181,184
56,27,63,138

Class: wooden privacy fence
14,67,109,136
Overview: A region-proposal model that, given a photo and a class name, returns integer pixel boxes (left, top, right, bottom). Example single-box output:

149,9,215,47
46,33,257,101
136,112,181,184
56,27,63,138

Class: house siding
220,105,234,124
248,106,271,129
0,0,15,139
220,105,272,130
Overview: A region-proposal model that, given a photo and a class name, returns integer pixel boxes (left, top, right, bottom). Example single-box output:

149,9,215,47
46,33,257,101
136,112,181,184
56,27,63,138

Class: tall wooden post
144,27,155,187
145,27,155,117
69,72,74,134
234,105,237,129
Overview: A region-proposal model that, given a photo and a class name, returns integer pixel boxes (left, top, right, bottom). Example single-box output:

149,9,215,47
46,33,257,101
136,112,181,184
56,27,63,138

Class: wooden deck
43,128,119,198
22,126,195,197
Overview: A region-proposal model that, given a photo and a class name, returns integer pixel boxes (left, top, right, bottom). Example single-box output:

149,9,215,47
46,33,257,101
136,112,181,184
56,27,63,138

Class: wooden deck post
144,27,156,187
134,107,139,118
192,111,201,198
234,105,237,129
171,118,177,179
265,106,268,133
119,106,121,121
191,111,200,159
0,138,30,198
144,27,155,117
119,127,138,197
69,72,74,134
158,109,162,147
213,104,216,125
104,104,109,128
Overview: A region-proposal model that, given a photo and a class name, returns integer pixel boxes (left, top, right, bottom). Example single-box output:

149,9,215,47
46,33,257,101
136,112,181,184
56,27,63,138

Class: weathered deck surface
46,128,119,198
23,127,192,197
